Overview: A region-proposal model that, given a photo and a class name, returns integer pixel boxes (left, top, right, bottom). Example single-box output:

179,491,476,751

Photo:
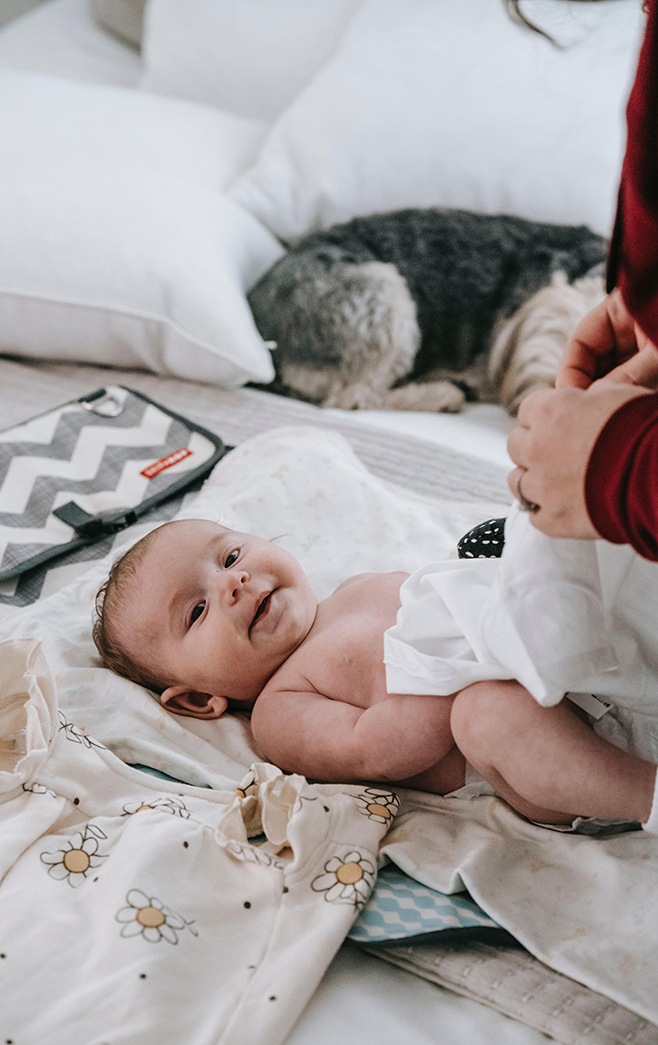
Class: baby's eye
190,602,205,625
224,549,240,568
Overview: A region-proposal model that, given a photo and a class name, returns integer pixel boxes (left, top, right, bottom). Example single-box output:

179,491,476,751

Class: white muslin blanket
385,501,658,762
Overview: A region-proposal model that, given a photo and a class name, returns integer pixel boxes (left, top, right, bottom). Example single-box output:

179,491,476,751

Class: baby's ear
160,686,228,719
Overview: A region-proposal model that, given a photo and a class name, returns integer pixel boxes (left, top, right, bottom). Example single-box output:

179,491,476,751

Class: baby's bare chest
279,572,405,709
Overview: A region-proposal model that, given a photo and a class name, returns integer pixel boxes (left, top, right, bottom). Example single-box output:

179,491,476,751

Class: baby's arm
250,686,456,784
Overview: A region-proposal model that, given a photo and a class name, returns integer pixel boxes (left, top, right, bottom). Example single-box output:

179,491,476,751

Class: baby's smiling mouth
250,591,273,630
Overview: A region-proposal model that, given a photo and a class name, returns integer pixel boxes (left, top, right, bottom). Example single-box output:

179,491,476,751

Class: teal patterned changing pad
348,863,500,944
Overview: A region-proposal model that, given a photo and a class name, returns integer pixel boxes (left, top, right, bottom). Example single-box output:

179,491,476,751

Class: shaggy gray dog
248,208,607,413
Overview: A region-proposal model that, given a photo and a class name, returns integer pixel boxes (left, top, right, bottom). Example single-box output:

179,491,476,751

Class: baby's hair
93,525,168,693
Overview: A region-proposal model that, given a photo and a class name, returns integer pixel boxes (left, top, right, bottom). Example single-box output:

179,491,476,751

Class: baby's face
114,519,317,706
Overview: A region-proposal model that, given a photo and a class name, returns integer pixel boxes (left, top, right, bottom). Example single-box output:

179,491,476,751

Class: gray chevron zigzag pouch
0,386,230,582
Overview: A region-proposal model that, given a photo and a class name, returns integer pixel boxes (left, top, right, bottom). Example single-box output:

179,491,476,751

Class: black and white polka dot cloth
457,517,506,559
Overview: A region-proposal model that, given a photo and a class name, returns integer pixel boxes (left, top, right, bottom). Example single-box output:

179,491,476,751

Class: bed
0,2,652,1043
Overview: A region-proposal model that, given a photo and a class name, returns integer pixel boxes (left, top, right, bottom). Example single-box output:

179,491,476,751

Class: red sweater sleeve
606,0,658,337
586,393,658,560
586,0,658,558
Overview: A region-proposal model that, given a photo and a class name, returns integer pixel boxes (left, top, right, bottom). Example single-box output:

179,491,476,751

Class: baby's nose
227,570,249,600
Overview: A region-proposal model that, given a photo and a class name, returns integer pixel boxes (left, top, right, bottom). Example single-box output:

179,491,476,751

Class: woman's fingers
599,341,658,389
507,384,652,539
556,288,639,390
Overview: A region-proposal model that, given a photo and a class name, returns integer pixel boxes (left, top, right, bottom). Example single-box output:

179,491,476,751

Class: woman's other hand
557,287,658,390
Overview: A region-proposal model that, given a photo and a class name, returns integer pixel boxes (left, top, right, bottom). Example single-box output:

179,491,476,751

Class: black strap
53,501,138,538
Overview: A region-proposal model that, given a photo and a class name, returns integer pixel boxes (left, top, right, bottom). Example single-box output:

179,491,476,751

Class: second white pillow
231,0,644,241
140,0,363,121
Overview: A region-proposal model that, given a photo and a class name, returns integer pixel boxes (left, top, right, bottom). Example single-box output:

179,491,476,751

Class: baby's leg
395,744,466,795
451,680,656,825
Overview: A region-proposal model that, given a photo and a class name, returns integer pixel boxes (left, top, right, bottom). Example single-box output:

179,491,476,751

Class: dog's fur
248,208,607,413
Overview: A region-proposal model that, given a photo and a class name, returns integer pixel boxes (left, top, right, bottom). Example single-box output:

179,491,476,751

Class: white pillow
230,0,644,241
1,69,267,187
140,0,363,121
0,70,283,385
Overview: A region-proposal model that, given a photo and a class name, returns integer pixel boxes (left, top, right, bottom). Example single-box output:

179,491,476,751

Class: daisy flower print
40,824,108,887
311,850,376,909
116,890,198,944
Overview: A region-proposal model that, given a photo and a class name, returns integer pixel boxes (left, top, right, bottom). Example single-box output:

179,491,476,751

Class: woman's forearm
586,392,658,560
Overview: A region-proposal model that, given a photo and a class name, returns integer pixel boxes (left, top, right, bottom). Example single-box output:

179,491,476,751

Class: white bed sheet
342,403,515,470
288,945,547,1045
0,5,532,1043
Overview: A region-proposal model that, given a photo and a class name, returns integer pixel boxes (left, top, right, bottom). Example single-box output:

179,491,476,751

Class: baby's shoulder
332,570,408,599
318,569,408,635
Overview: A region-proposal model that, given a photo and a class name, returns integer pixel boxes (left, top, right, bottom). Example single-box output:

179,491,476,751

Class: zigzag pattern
0,395,150,487
0,389,216,577
0,412,185,521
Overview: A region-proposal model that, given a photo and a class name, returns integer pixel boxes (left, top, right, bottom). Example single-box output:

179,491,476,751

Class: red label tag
141,447,193,479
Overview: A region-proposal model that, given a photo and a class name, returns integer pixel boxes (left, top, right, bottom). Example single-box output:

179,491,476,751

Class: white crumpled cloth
385,504,658,762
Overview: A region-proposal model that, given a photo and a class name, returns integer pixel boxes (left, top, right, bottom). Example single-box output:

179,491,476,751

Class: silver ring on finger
516,470,540,514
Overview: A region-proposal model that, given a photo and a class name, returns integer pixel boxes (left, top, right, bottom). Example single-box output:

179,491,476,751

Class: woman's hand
557,287,658,390
507,287,658,539
507,383,653,538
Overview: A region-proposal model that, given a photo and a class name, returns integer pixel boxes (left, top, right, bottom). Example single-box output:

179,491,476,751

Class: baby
93,518,658,832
